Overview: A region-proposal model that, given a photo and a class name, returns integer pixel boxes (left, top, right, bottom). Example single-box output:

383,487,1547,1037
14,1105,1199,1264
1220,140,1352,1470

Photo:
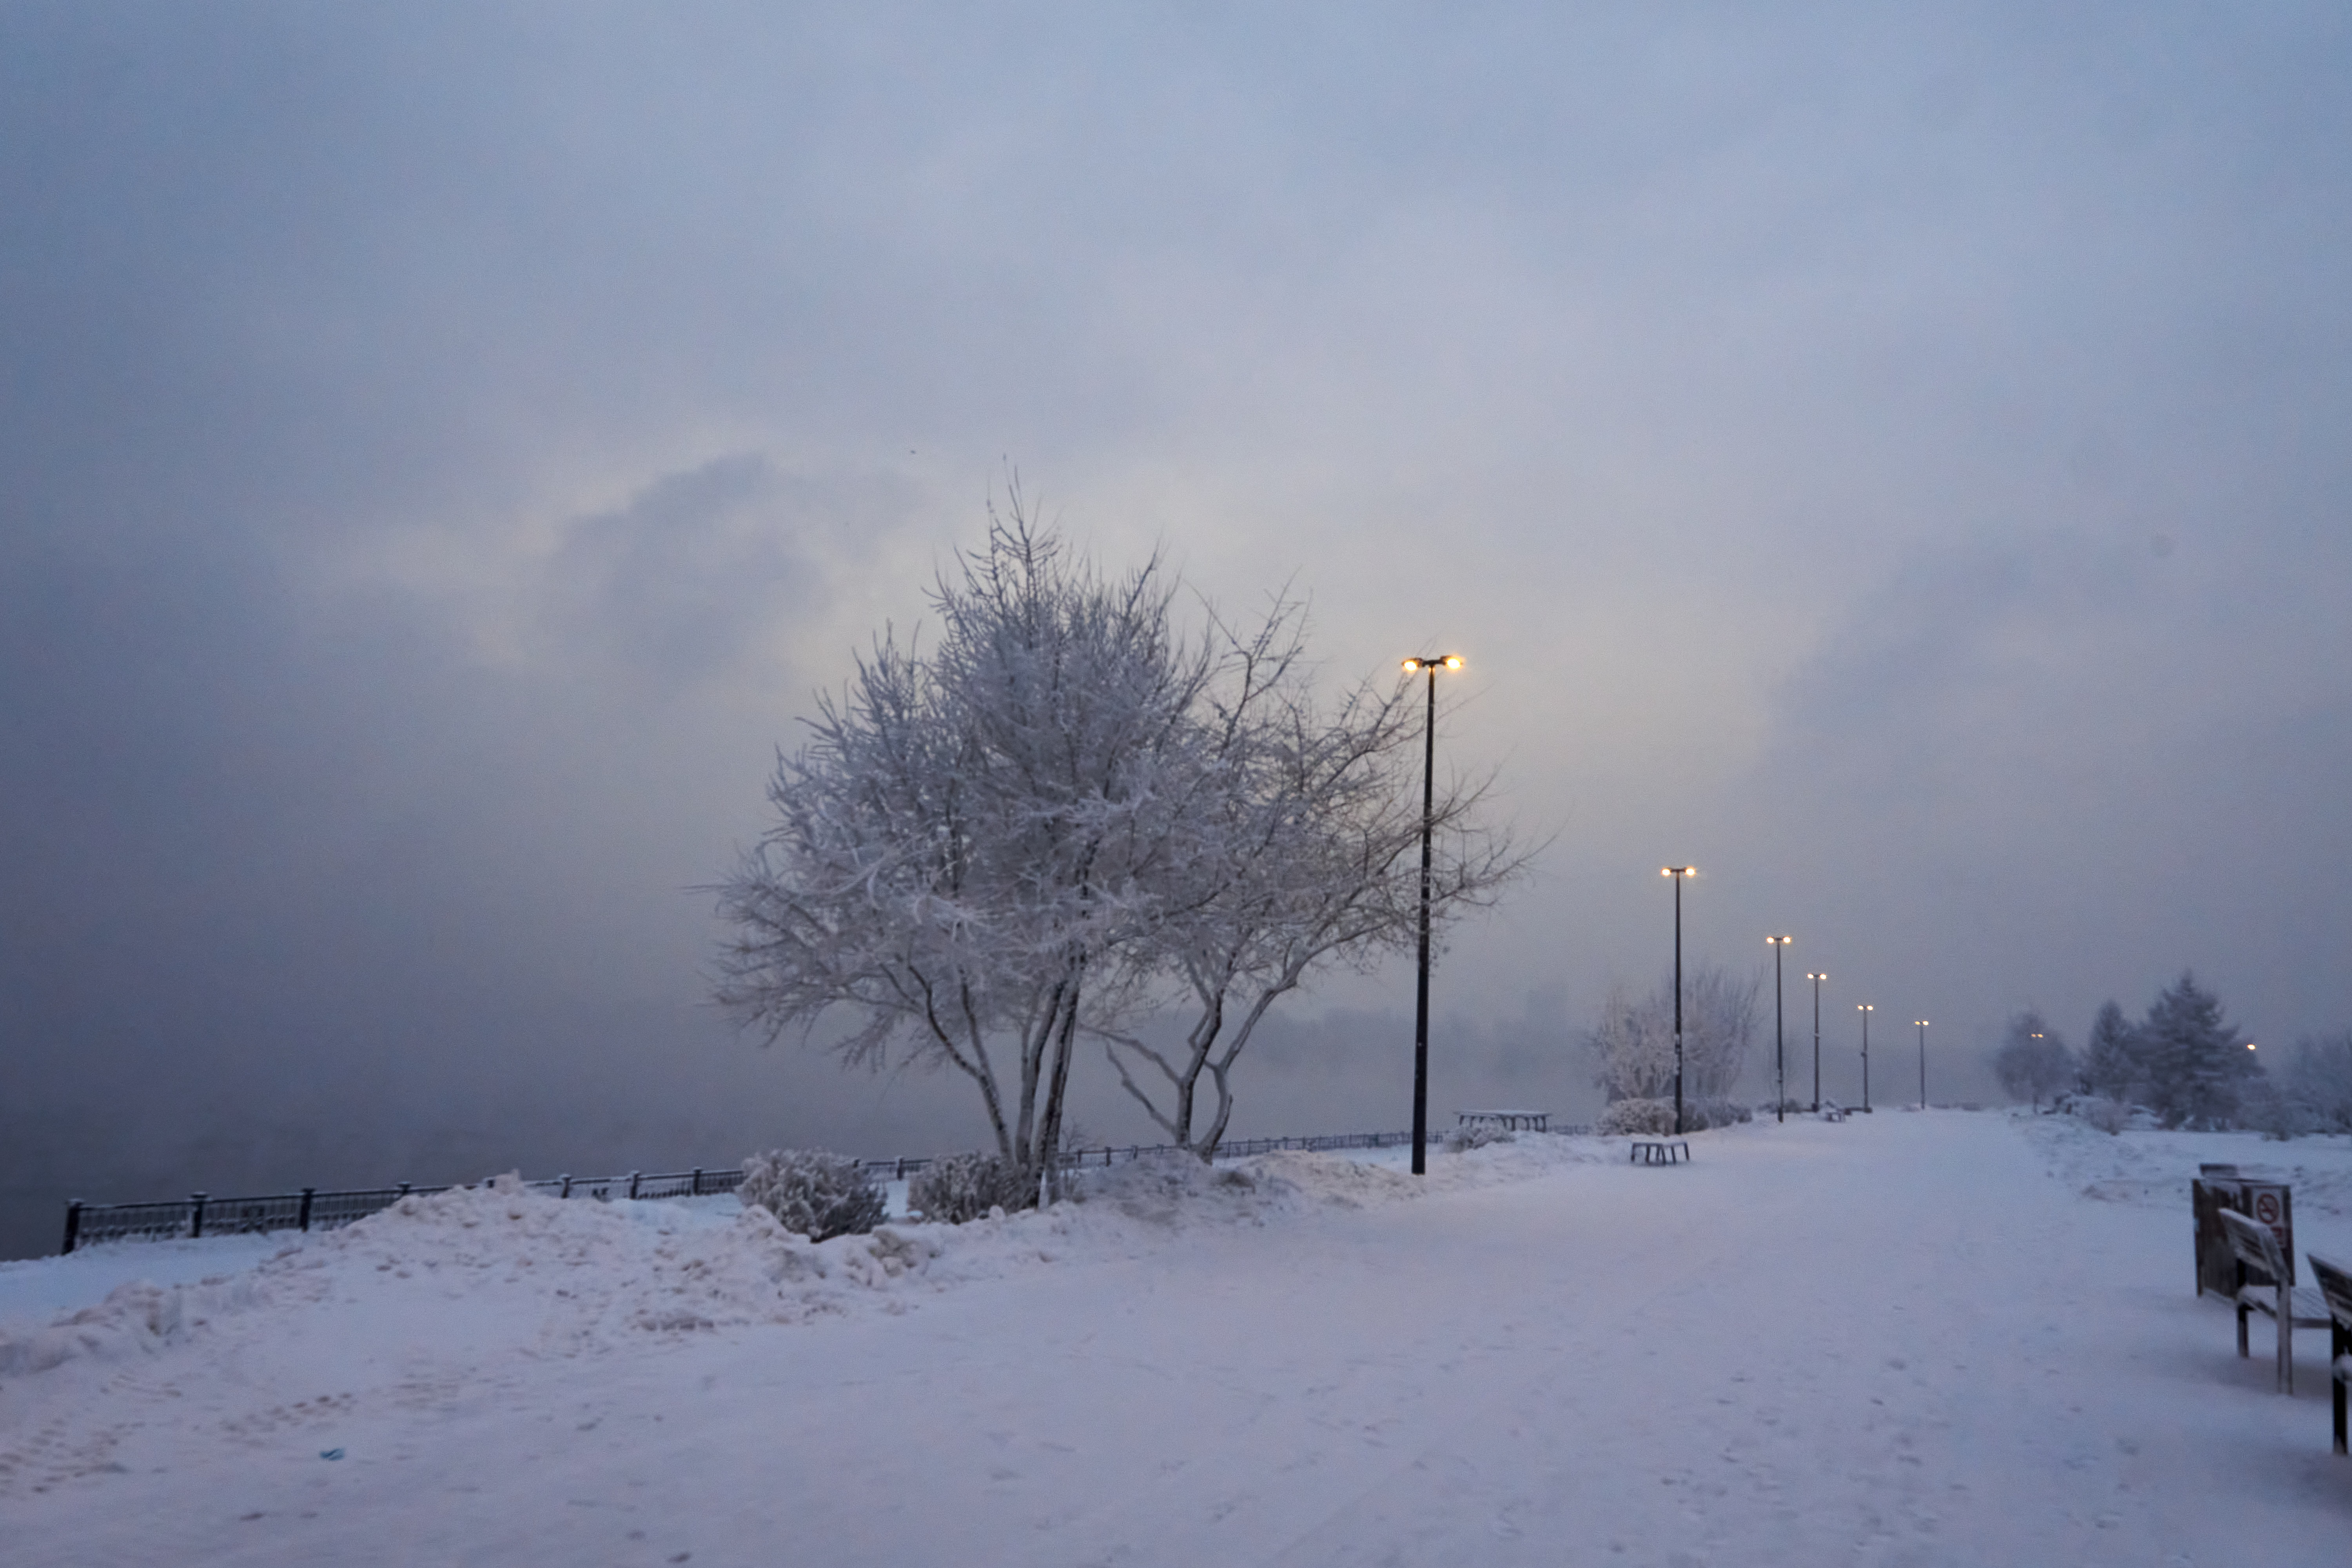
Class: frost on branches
1992,1009,2076,1111
715,501,1523,1192
1585,965,1760,1122
737,1149,886,1241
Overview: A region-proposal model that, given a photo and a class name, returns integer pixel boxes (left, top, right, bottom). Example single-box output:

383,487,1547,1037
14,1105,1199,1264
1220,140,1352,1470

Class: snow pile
7,1114,2352,1566
0,1275,267,1379
2020,1111,2352,1216
0,1137,1621,1384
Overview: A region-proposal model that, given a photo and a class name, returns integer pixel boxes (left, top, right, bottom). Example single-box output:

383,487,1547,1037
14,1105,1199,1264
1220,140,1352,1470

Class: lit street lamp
1915,1019,1929,1110
1663,867,1697,1135
1857,1004,1875,1112
1401,654,1463,1177
1804,972,1826,1111
1767,936,1793,1123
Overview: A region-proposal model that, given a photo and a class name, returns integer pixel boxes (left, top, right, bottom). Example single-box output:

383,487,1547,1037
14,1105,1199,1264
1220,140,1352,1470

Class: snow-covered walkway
4,1111,2350,1566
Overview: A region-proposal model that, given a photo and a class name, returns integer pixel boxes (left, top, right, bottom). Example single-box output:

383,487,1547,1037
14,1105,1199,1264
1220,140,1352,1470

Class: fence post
560,1174,572,1199
628,1171,641,1200
690,1168,703,1197
298,1187,315,1232
190,1192,208,1240
61,1201,82,1255
398,1183,412,1198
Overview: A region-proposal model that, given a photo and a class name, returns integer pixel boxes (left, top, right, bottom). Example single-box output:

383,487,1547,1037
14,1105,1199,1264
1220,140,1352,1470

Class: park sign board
2194,1166,2297,1294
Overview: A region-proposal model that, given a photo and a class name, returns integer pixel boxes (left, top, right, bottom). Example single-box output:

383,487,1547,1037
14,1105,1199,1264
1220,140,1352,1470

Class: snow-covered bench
1458,1110,1549,1134
1629,1139,1690,1165
2217,1207,2332,1394
2309,1253,2352,1456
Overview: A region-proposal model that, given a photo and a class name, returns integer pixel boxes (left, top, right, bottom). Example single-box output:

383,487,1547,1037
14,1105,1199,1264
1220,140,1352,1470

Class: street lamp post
1401,654,1462,1177
1767,936,1793,1123
1915,1019,1929,1110
1804,972,1826,1111
1662,867,1697,1135
1858,1004,1874,1112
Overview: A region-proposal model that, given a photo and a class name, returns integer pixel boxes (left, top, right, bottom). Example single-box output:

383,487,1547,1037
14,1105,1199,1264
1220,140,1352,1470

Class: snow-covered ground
3,1112,2349,1566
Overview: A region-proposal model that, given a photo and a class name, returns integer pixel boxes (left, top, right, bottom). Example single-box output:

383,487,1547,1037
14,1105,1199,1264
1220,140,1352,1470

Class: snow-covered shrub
908,1152,1035,1223
2237,1077,2313,1141
1599,1096,1750,1135
1446,1123,1515,1152
2069,1096,2133,1136
1597,1098,1675,1136
2281,1031,2352,1133
738,1149,886,1241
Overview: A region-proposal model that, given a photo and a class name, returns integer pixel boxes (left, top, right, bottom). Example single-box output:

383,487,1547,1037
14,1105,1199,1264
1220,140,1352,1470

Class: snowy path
4,1112,2349,1565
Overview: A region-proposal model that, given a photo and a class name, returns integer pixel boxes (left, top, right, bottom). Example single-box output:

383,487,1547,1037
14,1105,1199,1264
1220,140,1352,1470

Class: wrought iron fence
58,1123,1586,1254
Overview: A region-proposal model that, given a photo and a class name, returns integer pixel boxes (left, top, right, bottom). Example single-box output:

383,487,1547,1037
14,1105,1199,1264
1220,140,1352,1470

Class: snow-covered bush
2068,1096,2134,1136
2281,1031,2352,1133
908,1152,1036,1223
2237,1077,2313,1141
1601,1096,1752,1134
1446,1123,1515,1152
1597,1098,1674,1135
738,1149,886,1241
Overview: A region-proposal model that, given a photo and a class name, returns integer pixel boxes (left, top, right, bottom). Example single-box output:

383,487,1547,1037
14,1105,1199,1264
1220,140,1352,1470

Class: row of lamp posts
1402,654,1932,1169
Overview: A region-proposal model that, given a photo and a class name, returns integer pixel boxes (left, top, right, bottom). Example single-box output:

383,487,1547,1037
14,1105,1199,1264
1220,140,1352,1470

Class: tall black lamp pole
1402,654,1461,1176
1663,867,1696,1134
1915,1019,1929,1110
1858,1004,1874,1112
1767,936,1793,1123
1805,972,1826,1110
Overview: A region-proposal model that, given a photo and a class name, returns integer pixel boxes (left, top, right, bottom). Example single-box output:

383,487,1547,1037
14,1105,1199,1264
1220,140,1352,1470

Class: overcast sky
5,2,2349,1256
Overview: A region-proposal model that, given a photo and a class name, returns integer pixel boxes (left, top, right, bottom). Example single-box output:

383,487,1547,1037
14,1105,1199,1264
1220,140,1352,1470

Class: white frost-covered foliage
2281,1030,2352,1133
1445,1123,1515,1152
909,1152,1036,1224
1587,965,1760,1106
1597,1096,1751,1135
2057,1094,2146,1135
738,1150,886,1241
716,508,1219,1198
1094,615,1524,1160
716,504,1525,1187
1992,1009,2076,1110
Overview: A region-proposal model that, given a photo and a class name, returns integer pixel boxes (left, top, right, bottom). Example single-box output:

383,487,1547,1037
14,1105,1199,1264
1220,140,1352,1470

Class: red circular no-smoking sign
2254,1191,2281,1226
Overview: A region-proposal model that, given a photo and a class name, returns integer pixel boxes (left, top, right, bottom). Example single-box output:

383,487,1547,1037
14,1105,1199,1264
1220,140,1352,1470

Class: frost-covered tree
715,507,1218,1201
2078,1000,2143,1104
1089,609,1524,1157
2279,1030,2352,1133
1587,964,1760,1105
2134,971,2259,1129
715,502,1527,1190
1991,1009,2075,1111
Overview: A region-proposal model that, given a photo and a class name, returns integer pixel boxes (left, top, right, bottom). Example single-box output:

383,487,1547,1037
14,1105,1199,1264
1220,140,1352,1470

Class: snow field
2,1114,2349,1566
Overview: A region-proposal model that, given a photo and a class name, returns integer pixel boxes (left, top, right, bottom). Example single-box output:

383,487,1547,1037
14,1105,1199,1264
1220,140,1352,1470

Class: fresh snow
3,1112,2350,1565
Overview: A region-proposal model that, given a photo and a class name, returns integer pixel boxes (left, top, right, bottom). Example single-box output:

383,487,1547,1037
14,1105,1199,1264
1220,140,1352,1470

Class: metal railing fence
58,1123,1588,1254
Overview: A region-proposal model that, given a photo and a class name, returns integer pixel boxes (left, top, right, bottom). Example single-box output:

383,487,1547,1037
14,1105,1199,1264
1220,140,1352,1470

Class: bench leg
2338,1327,2349,1456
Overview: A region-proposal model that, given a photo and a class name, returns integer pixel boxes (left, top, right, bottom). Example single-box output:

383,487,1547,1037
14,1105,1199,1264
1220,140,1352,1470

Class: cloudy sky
5,2,2349,1255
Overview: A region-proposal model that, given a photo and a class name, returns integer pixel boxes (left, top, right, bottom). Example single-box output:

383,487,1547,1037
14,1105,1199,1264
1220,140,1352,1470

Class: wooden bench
2217,1207,2332,1393
2310,1253,2352,1456
1629,1140,1691,1165
1821,1107,1848,1123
